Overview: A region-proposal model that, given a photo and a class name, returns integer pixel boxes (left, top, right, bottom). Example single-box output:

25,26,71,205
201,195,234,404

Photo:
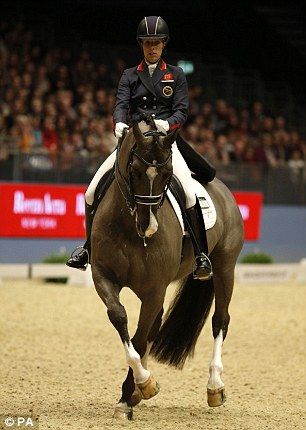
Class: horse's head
127,118,177,239
130,120,177,239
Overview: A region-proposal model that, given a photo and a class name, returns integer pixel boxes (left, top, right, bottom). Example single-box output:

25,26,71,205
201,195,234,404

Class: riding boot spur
66,203,94,271
185,198,213,281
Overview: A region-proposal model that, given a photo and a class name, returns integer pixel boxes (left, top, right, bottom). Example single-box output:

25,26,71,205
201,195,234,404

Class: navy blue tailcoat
113,58,189,130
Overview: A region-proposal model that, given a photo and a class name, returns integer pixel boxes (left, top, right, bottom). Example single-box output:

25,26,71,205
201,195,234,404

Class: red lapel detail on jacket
137,61,144,71
160,60,167,70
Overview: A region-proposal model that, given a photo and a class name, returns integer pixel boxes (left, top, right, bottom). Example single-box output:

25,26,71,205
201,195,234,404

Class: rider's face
141,39,165,63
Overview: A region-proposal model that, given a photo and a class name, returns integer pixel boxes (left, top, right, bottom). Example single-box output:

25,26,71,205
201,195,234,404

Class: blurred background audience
0,22,305,176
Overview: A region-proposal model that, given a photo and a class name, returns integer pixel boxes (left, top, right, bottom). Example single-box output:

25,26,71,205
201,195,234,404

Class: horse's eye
161,166,173,177
132,167,142,178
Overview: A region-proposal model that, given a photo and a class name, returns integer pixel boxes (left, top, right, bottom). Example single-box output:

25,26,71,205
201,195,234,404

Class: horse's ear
133,122,143,143
160,128,179,150
133,122,150,147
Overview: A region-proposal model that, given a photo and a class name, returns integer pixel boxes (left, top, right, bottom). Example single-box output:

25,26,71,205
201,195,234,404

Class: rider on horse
67,16,213,281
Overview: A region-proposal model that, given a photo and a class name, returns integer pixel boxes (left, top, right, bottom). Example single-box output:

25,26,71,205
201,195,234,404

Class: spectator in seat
251,101,265,122
42,117,59,156
288,149,305,182
213,134,230,166
14,115,34,153
213,99,229,133
229,139,246,163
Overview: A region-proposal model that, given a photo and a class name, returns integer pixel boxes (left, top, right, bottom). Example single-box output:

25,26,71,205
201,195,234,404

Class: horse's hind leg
206,257,236,407
92,271,152,420
207,326,226,407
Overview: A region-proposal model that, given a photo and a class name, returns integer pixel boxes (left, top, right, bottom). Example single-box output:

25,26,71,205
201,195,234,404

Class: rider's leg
66,150,117,270
84,150,117,205
172,142,212,281
66,202,94,270
185,199,213,280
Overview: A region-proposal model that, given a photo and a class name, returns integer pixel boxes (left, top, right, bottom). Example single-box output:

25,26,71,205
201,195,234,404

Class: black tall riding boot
185,198,213,281
66,203,94,271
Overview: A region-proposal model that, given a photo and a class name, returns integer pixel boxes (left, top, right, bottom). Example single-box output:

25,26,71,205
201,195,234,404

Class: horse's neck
104,177,136,235
108,132,136,229
117,131,134,173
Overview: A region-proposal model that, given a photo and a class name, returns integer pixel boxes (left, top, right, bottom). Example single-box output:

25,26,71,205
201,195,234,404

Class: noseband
115,130,172,215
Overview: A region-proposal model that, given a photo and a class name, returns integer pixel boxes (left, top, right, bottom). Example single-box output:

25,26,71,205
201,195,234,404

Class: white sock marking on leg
124,341,150,384
145,165,158,237
207,329,224,391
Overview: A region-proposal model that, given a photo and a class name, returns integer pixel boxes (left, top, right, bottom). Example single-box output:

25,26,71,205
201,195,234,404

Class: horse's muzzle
136,209,159,239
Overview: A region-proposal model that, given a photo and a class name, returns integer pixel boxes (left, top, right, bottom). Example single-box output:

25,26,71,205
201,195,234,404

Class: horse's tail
151,275,214,369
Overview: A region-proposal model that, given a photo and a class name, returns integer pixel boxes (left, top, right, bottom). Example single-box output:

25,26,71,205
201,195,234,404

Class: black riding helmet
137,16,169,44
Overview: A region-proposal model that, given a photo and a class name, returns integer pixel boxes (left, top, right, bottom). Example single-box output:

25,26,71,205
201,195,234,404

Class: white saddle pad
166,178,217,234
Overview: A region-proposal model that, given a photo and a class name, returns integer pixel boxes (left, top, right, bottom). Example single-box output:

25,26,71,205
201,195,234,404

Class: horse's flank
176,177,243,280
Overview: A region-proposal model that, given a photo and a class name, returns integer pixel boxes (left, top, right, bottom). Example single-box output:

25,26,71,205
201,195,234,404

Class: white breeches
85,142,196,209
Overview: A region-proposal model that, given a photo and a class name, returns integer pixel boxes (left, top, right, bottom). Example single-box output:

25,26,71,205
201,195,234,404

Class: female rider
67,16,212,281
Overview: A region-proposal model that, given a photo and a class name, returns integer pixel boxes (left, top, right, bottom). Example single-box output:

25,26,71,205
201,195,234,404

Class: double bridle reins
115,129,172,216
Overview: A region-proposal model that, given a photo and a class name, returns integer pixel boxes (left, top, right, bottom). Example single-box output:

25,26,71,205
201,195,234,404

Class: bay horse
91,118,244,420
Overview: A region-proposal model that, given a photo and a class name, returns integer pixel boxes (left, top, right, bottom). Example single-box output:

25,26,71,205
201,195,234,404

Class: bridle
115,129,172,216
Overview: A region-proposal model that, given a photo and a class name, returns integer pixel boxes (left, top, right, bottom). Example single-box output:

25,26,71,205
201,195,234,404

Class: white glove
115,122,129,138
154,119,169,134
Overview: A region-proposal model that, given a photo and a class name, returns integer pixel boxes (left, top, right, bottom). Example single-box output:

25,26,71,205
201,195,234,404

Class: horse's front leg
119,297,165,412
92,270,150,420
129,306,164,407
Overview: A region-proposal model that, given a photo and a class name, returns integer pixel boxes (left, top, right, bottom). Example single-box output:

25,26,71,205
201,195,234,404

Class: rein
114,130,172,216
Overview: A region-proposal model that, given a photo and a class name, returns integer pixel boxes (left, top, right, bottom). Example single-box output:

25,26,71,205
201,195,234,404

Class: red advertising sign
234,191,263,240
0,183,263,241
0,183,86,238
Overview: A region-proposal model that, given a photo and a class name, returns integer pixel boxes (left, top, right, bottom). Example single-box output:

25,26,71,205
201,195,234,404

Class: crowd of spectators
185,97,305,173
0,22,305,177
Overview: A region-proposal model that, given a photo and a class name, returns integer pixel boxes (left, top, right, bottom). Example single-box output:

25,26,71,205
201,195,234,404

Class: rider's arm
165,67,189,130
113,70,131,125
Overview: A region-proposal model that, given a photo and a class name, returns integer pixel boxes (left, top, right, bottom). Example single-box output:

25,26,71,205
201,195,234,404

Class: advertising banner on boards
0,183,263,241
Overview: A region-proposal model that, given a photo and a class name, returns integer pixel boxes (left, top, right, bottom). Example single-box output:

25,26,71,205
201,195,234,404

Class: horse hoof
207,387,226,407
113,403,133,420
136,375,160,400
131,388,142,406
